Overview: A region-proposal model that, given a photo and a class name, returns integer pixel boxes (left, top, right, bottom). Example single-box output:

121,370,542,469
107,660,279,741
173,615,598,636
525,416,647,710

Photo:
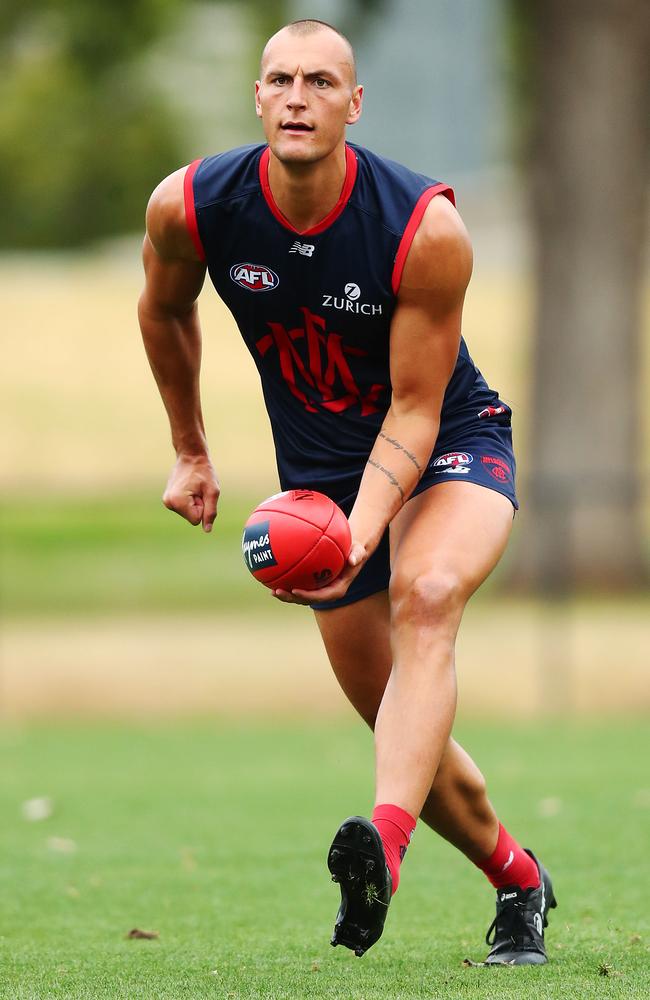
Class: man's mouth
281,122,314,133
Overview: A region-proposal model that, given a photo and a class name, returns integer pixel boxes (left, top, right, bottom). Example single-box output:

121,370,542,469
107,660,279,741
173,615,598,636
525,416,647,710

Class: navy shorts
311,419,517,611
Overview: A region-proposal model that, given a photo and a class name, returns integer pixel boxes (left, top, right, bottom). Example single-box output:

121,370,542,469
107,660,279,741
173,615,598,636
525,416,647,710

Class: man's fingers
162,458,220,531
347,542,366,567
162,491,203,526
271,589,312,606
288,545,367,604
289,575,349,603
201,490,219,533
182,495,203,525
187,495,204,525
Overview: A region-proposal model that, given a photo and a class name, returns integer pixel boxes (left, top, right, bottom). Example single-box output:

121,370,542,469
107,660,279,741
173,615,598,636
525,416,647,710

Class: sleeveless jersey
186,142,506,494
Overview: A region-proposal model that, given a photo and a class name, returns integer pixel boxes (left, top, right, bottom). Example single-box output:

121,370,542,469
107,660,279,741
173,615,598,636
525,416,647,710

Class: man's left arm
348,195,473,558
281,195,472,604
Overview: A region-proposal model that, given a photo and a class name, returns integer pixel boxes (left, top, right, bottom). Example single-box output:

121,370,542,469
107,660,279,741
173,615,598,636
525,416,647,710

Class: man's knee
389,568,467,629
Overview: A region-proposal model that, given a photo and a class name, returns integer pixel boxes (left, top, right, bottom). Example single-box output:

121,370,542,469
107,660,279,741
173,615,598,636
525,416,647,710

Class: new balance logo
289,241,315,257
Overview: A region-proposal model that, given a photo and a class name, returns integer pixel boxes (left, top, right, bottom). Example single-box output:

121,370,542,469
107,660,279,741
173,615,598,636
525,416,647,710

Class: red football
242,490,352,591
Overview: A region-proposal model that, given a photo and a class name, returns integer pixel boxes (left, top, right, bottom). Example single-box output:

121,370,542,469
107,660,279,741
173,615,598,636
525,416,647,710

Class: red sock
371,804,416,895
477,823,540,890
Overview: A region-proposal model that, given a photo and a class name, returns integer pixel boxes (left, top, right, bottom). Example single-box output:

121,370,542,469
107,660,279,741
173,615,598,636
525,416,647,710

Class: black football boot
480,850,557,965
327,816,392,957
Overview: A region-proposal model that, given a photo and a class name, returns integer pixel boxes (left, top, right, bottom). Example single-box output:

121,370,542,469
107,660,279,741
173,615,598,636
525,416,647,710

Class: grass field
1,493,268,617
1,720,649,999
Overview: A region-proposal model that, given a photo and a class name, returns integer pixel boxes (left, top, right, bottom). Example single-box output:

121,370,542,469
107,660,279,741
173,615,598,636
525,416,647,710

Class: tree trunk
519,0,650,590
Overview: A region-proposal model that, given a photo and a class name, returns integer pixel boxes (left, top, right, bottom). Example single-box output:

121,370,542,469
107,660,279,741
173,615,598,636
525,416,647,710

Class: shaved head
255,18,363,166
261,19,357,85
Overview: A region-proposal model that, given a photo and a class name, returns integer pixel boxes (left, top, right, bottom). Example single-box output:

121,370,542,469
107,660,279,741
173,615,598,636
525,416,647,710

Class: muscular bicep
389,296,462,419
140,167,207,319
389,196,473,419
141,235,206,318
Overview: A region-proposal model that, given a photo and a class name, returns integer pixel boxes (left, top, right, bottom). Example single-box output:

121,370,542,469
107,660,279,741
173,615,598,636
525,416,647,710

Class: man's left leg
386,482,557,964
329,481,556,960
374,481,512,821
329,481,507,956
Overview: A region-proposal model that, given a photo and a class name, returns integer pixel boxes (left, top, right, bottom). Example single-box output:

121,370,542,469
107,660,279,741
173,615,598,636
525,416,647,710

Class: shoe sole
327,816,391,957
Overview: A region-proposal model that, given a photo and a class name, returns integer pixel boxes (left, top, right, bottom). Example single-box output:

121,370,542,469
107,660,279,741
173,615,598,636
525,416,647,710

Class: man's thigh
389,480,514,604
314,480,513,720
314,591,392,726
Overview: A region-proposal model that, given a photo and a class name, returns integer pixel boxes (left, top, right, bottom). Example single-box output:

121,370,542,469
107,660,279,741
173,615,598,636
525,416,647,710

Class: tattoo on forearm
379,431,423,472
368,458,405,500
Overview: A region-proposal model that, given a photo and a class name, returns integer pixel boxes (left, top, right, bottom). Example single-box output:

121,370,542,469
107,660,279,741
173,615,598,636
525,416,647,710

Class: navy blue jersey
186,142,509,494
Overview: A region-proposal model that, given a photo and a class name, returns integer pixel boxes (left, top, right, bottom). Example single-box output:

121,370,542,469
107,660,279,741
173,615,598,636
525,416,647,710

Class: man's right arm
138,167,218,532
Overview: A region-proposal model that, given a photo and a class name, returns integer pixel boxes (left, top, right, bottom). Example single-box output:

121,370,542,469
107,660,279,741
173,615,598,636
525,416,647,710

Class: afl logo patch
433,452,474,467
230,263,279,292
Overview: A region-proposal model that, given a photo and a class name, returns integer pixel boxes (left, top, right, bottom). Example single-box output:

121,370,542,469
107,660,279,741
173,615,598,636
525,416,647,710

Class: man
138,18,556,964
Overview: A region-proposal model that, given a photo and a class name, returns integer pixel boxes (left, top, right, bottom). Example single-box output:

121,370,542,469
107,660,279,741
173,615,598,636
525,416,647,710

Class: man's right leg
314,591,500,863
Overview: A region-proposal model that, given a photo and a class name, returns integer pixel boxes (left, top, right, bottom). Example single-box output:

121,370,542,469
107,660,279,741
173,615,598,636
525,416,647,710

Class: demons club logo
256,306,386,416
481,455,511,482
230,262,279,292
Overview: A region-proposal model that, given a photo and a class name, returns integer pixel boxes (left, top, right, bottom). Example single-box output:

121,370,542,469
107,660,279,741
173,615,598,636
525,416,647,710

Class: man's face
255,29,362,165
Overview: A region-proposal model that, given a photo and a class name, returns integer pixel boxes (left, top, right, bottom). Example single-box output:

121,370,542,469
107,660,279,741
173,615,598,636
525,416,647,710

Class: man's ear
346,84,363,126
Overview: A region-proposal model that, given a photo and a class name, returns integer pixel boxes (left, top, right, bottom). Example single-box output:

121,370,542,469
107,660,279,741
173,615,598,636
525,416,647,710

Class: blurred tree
0,0,383,248
0,0,187,248
510,0,650,589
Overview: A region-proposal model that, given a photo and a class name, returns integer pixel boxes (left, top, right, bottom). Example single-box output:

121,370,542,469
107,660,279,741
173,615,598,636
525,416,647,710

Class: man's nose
286,79,307,108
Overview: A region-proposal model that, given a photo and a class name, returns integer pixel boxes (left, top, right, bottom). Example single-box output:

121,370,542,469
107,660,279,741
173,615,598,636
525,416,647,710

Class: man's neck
267,145,347,233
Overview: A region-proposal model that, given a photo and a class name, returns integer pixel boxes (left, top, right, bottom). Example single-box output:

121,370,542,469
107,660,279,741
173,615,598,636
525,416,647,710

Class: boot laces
485,896,533,947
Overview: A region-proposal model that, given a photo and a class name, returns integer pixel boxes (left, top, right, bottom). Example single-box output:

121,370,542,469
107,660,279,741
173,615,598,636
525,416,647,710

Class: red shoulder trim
259,145,358,236
183,159,206,262
391,183,455,295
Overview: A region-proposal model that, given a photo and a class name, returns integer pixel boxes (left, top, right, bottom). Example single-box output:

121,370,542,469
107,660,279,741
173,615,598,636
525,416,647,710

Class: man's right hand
139,165,217,534
162,454,220,532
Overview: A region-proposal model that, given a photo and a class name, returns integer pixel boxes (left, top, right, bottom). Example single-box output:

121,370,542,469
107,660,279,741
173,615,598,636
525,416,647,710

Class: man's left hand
271,541,367,606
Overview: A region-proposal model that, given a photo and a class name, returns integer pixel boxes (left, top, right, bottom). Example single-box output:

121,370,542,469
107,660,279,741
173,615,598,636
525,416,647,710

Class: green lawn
0,494,269,617
1,493,516,619
1,720,648,999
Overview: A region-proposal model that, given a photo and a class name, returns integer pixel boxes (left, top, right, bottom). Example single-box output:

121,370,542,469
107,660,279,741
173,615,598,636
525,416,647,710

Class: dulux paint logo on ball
242,519,278,572
230,263,279,292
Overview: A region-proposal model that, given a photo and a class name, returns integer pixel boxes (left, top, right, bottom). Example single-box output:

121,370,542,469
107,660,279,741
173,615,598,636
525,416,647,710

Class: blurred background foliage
0,0,186,247
0,0,392,248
